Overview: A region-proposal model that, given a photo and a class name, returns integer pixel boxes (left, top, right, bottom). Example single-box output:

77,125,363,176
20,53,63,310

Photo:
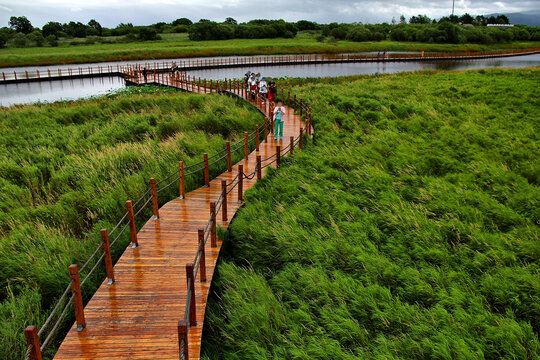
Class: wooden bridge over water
3,47,540,85
24,72,312,360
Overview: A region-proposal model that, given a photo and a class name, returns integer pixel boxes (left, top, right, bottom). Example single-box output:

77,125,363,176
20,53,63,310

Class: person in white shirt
273,101,286,140
259,78,268,99
249,75,257,100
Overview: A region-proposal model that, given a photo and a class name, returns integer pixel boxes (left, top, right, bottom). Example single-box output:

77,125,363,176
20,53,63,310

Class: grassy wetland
1,32,539,68
0,86,262,359
202,68,540,359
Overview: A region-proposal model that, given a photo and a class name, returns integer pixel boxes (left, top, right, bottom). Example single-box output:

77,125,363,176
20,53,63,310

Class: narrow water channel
1,53,539,107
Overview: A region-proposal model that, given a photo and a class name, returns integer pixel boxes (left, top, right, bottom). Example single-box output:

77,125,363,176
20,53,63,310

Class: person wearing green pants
273,101,286,140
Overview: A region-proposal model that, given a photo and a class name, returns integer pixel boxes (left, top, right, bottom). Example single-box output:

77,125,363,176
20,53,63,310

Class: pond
1,53,539,107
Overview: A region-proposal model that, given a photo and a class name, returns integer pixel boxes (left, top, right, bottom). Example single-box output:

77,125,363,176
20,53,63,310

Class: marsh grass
202,68,540,359
0,86,262,359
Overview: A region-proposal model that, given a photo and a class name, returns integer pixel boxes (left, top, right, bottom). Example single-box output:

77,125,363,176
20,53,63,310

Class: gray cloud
0,0,539,27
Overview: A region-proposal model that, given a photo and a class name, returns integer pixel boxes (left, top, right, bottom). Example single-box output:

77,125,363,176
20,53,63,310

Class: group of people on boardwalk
245,71,277,102
245,71,283,140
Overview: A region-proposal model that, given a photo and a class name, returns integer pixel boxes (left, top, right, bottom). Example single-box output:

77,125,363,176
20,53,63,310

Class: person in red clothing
268,80,277,102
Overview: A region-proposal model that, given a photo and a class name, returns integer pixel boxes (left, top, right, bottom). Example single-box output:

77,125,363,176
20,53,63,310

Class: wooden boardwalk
53,79,307,359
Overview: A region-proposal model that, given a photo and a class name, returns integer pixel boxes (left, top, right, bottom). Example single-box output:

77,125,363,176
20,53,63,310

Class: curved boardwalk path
53,78,308,359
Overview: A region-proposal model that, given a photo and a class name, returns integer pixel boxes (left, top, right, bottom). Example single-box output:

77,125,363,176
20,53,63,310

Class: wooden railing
23,72,312,360
4,47,540,83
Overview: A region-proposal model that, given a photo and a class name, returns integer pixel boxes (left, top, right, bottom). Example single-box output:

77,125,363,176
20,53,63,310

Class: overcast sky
1,0,539,28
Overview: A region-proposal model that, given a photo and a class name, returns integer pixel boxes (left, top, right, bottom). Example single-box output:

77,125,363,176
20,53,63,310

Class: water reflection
0,76,125,107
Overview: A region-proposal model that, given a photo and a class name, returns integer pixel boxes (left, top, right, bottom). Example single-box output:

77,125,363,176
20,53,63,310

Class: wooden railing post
256,155,262,180
24,326,42,360
244,132,249,159
203,153,209,187
126,200,138,248
255,125,260,152
69,264,86,332
264,118,268,139
198,229,206,282
276,146,281,169
294,95,297,113
290,136,294,155
299,128,304,150
178,321,189,360
300,99,303,116
185,264,197,326
210,80,213,93
149,178,159,220
221,179,228,222
100,229,115,285
210,202,217,248
179,161,185,199
226,141,232,172
287,91,290,107
238,164,244,203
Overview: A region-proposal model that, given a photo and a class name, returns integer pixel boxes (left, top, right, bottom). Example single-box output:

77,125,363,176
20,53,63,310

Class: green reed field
202,68,540,359
0,86,262,359
1,31,538,68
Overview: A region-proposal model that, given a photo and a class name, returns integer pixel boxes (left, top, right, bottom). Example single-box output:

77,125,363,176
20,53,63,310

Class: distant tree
474,15,486,26
46,34,58,46
12,32,28,47
449,15,459,23
487,16,497,24
152,22,168,32
9,16,33,34
0,28,9,48
459,13,474,24
113,23,134,36
172,18,192,26
296,20,319,31
63,21,87,37
88,19,102,36
173,25,188,33
391,17,397,25
138,27,160,41
400,15,406,24
496,15,510,24
198,19,210,23
225,17,237,25
409,14,431,24
28,30,45,46
42,21,63,38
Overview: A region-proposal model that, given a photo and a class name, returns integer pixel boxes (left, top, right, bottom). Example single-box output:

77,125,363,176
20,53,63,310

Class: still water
0,76,125,107
187,53,540,80
1,53,539,107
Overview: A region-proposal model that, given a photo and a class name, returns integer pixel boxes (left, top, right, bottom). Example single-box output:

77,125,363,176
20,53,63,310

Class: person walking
268,79,277,102
273,101,286,140
249,74,257,100
142,67,148,83
244,71,251,90
259,77,268,99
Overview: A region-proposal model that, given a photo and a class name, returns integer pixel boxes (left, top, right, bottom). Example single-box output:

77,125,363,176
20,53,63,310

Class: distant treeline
1,14,539,49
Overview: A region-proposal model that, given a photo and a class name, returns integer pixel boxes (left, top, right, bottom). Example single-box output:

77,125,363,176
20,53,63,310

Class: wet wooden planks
53,82,306,359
